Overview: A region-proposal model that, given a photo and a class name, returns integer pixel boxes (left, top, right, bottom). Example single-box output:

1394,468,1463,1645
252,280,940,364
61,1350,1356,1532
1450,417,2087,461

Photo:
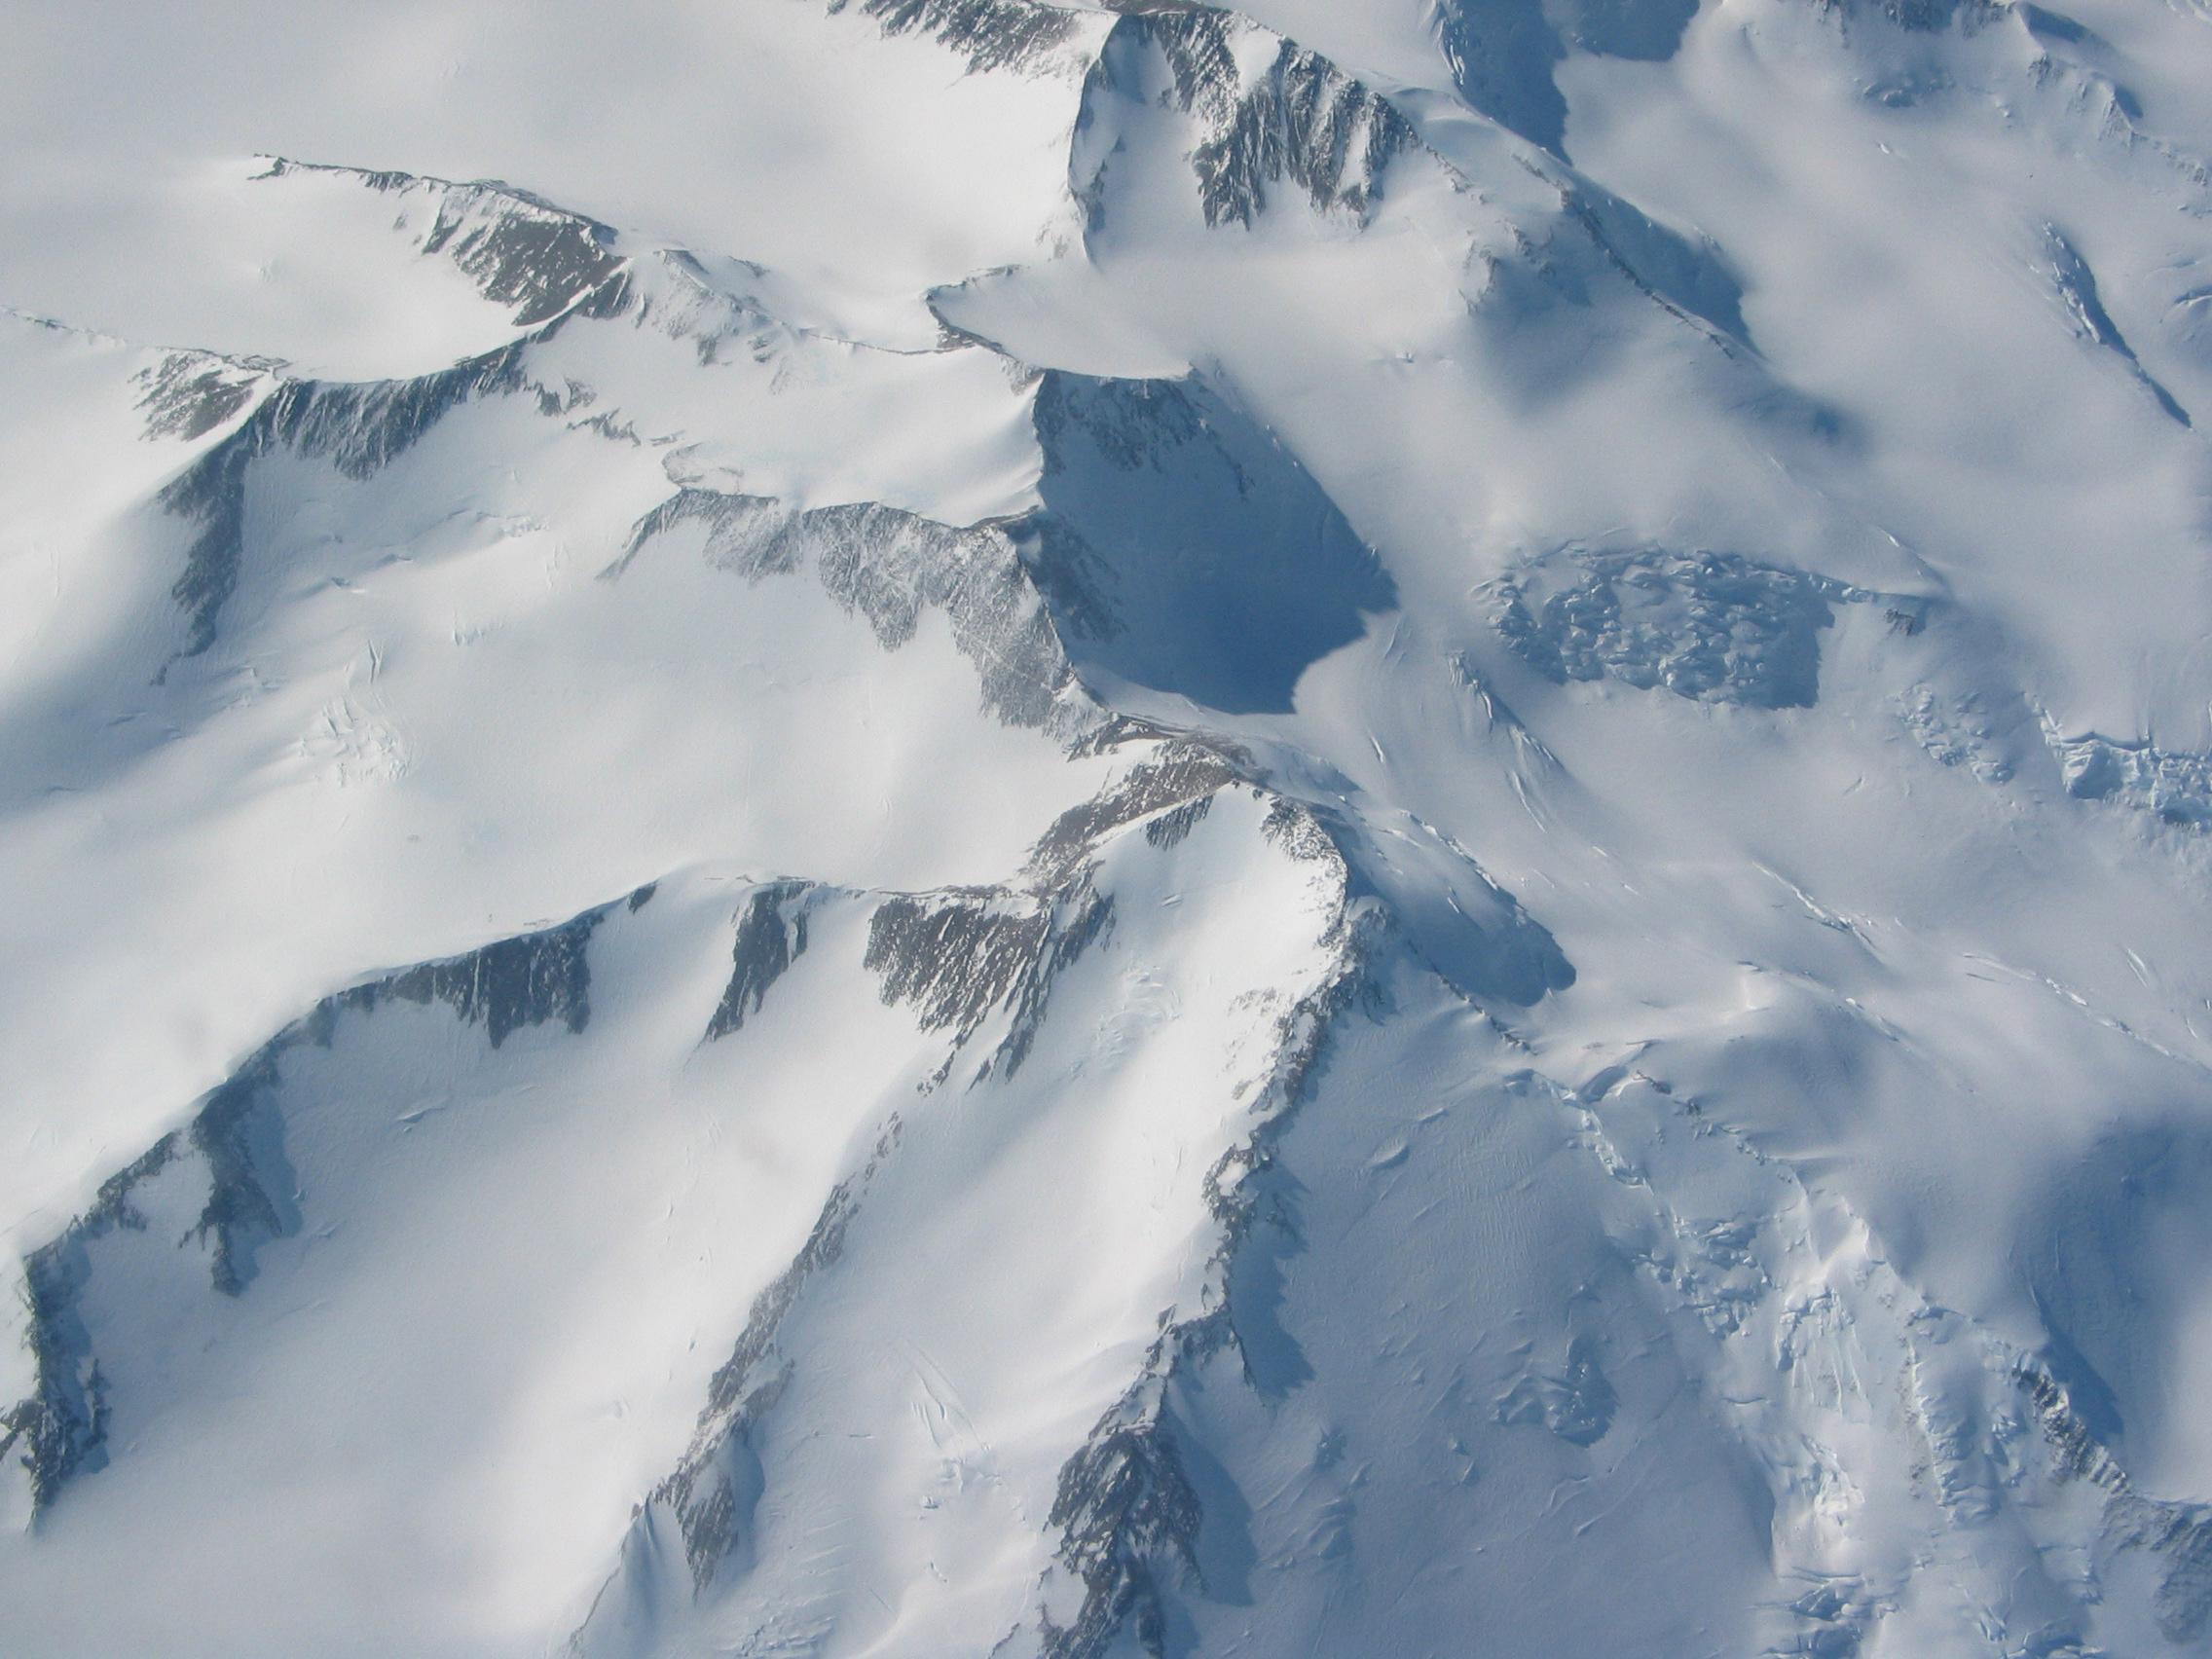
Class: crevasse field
4,0,2212,1653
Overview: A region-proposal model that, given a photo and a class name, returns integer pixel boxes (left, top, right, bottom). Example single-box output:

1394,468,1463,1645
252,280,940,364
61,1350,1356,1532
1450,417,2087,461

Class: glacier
6,0,2212,1654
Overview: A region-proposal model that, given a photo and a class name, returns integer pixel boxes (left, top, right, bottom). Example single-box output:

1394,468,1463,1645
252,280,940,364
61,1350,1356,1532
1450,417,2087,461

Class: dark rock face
413,187,622,329
707,881,817,1040
258,159,624,328
342,907,603,1047
134,350,274,441
618,489,1083,730
838,0,1085,72
1025,742,1241,885
866,873,1114,1081
1084,9,1415,230
161,346,529,655
1142,793,1211,849
1147,11,1416,229
1043,1379,1205,1659
866,892,1053,1042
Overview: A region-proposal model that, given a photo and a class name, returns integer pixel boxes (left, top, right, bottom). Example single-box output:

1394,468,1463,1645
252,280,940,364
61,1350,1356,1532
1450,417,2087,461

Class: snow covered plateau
6,0,2212,1654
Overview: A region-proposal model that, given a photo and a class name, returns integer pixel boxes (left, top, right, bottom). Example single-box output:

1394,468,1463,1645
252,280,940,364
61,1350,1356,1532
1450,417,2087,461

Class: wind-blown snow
6,0,2212,1655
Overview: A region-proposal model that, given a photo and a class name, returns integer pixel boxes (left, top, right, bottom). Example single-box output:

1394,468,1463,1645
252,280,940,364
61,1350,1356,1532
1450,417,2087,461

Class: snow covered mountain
6,0,2212,1653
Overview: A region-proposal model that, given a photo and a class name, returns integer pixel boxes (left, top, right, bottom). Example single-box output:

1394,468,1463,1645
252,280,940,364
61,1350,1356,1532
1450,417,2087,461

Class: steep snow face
1018,370,1398,714
9,0,2212,1656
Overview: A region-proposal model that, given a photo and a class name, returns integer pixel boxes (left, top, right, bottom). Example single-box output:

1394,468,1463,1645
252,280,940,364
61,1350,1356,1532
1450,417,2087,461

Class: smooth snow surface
6,1,2212,1655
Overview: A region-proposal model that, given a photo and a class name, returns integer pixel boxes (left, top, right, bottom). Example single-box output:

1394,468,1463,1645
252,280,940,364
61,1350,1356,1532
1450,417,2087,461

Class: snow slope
6,0,2212,1655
